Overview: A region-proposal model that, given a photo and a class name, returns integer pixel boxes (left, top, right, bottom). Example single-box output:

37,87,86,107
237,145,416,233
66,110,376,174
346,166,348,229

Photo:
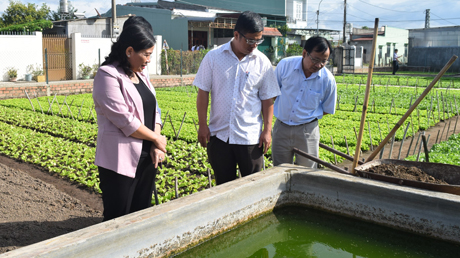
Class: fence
161,48,210,75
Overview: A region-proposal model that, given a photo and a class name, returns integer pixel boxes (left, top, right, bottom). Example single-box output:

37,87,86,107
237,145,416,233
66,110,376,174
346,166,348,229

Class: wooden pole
24,90,35,112
175,112,187,140
319,143,363,165
397,122,411,160
365,55,458,163
421,134,429,162
351,18,379,174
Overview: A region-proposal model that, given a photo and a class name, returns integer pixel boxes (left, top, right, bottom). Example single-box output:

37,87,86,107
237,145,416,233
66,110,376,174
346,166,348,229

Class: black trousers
393,60,399,74
98,155,157,221
207,136,263,185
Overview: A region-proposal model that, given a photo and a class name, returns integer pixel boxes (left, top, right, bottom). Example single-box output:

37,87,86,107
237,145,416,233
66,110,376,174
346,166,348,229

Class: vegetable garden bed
1,76,460,204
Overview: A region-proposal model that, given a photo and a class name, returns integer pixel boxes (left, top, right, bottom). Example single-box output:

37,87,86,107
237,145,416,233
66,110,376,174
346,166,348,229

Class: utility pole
316,0,324,35
112,0,119,37
343,0,347,45
425,9,430,28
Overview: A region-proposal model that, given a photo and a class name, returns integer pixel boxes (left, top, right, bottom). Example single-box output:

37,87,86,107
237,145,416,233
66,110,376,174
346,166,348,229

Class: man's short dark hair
395,49,398,52
234,11,264,35
303,36,332,54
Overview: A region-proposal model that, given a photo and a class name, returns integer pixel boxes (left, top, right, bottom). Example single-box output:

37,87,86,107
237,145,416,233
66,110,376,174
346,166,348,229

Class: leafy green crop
1,82,459,204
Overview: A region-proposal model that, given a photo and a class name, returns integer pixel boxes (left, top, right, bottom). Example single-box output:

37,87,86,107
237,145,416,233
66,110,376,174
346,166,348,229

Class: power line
357,0,420,13
430,12,458,26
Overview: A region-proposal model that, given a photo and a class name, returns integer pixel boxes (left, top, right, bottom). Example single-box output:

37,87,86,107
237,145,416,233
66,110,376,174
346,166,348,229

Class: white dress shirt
194,39,280,145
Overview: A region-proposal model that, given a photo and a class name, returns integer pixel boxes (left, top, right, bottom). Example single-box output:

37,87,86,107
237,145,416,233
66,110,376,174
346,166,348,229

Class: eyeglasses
239,32,264,45
307,52,329,66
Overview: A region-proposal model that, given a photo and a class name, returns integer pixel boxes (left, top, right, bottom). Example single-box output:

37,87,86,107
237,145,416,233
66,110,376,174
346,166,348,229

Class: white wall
72,33,112,79
0,32,162,82
0,32,43,81
72,33,162,79
148,35,162,76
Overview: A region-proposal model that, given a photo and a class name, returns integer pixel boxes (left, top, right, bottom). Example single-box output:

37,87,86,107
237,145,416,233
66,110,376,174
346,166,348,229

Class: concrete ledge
2,164,460,258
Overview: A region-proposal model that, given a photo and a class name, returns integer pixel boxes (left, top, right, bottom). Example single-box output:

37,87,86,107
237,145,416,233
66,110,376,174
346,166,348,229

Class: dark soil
361,164,449,185
0,115,459,254
0,162,102,254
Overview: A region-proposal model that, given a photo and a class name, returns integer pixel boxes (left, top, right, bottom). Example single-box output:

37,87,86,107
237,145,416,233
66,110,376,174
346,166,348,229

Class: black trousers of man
392,60,399,75
207,136,263,185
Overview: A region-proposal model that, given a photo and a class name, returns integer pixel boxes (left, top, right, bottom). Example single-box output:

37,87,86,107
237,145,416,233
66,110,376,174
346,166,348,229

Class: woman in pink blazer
93,21,167,221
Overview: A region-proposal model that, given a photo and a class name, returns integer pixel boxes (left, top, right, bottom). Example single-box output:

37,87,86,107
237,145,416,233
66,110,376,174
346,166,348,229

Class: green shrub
0,19,53,32
161,48,210,75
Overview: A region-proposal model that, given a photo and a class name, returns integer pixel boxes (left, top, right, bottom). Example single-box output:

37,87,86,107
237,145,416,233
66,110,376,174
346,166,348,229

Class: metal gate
343,48,355,73
42,35,73,81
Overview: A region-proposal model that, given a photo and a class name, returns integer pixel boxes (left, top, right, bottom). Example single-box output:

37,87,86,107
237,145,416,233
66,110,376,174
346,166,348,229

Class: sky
0,0,459,32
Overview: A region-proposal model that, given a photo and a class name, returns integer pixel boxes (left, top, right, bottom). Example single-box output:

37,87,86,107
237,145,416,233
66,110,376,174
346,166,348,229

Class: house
285,0,339,46
408,26,460,72
43,16,131,38
350,26,409,66
101,0,285,66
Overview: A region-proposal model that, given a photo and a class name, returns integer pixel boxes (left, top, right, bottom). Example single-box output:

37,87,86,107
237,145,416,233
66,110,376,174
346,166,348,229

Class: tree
50,3,80,21
362,26,369,29
0,0,51,27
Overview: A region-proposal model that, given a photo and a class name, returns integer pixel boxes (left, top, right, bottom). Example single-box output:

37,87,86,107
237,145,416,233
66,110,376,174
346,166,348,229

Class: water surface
175,206,460,258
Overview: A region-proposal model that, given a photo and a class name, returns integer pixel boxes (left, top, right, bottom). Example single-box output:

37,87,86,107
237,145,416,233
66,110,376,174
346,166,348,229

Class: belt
279,118,317,127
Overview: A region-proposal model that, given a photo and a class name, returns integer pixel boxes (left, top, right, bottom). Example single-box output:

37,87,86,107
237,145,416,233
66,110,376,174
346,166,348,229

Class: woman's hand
130,125,167,153
153,133,167,153
150,145,165,168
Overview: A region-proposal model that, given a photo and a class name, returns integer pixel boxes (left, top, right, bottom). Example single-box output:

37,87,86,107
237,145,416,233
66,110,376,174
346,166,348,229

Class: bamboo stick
416,132,426,161
207,168,212,188
319,143,364,165
330,136,337,164
175,112,187,140
24,90,35,112
435,129,440,144
367,121,373,151
388,134,396,159
446,120,452,141
344,135,350,155
34,92,44,114
161,110,169,130
351,18,380,174
168,114,177,137
397,122,411,160
454,115,459,134
377,121,385,159
364,55,458,163
294,148,350,174
413,132,423,156
440,122,447,143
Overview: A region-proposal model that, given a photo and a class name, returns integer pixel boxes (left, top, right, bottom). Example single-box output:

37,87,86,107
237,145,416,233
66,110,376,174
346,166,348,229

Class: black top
133,74,157,157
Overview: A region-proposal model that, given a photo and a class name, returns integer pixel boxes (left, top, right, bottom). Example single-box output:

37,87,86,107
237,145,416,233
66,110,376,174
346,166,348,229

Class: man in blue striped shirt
272,36,337,168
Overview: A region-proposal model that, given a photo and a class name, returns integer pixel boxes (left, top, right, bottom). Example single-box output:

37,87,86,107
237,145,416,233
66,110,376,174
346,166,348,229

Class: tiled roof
262,27,283,37
353,37,373,41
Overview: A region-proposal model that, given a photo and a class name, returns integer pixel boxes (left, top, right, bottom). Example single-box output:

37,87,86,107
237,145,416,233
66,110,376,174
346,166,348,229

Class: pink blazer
92,63,161,178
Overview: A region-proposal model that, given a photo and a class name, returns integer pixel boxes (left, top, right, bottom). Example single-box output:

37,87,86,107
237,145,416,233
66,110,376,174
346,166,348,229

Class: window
294,1,302,21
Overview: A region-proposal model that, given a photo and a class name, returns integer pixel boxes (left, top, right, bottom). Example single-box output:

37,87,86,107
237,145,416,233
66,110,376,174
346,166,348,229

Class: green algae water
175,206,460,258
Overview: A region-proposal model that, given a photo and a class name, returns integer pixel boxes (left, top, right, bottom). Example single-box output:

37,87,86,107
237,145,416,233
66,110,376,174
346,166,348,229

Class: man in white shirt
393,49,401,75
194,11,280,185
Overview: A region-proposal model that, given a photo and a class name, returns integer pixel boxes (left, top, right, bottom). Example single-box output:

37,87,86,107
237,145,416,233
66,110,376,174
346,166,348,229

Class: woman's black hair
102,19,156,77
234,11,264,35
123,16,153,34
303,36,332,54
